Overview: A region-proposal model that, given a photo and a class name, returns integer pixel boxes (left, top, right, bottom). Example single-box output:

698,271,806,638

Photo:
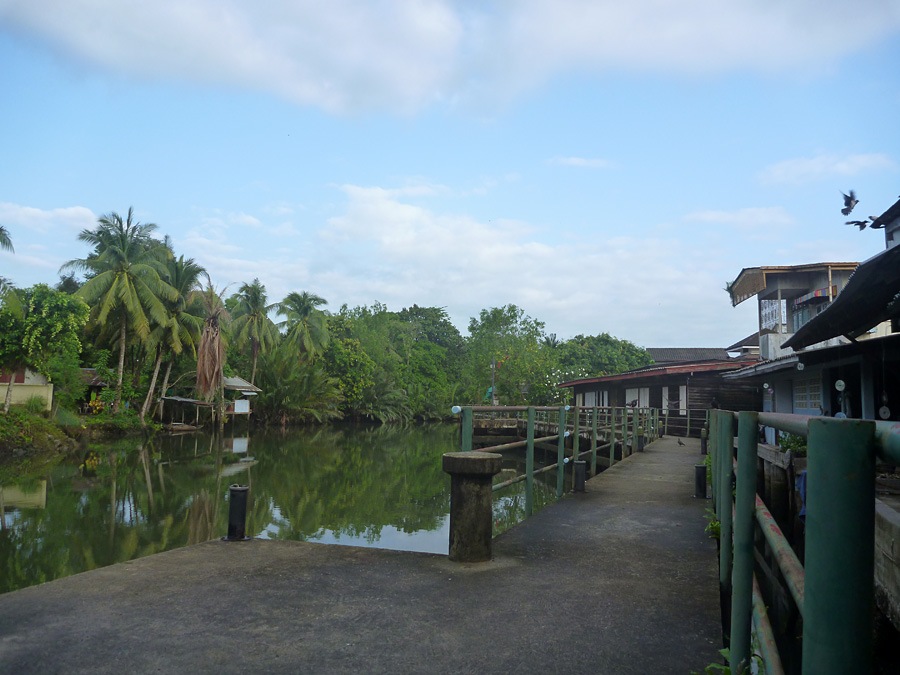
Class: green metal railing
451,405,666,518
712,410,899,675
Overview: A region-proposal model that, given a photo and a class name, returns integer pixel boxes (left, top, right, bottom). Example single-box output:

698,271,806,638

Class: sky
1,1,899,349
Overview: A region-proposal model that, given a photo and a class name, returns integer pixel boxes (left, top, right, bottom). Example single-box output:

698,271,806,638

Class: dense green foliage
1,205,653,431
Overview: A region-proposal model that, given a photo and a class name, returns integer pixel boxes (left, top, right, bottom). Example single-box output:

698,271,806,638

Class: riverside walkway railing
711,409,900,675
451,405,666,516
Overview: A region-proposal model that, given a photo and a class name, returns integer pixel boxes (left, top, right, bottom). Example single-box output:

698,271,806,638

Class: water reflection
0,424,555,594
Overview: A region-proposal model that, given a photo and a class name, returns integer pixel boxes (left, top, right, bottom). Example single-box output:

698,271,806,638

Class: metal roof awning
223,376,262,395
783,245,900,351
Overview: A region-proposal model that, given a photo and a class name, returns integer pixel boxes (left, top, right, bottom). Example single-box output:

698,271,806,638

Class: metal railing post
572,407,581,482
621,408,628,457
556,406,567,498
461,406,473,452
526,406,535,517
591,407,598,476
717,411,733,612
730,410,758,671
802,417,875,674
631,408,638,456
609,408,616,467
687,406,692,438
709,410,719,510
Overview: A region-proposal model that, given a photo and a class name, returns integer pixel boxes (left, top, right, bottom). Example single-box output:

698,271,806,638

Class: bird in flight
841,190,859,216
846,220,869,230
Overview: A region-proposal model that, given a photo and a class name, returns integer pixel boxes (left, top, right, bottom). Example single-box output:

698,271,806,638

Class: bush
22,396,48,416
778,432,807,457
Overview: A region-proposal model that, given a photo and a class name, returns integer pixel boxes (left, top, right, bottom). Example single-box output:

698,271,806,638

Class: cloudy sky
1,1,898,348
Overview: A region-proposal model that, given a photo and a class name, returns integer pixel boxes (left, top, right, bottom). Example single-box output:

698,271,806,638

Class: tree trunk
140,347,163,425
250,339,259,385
155,358,174,421
3,375,13,414
113,320,127,414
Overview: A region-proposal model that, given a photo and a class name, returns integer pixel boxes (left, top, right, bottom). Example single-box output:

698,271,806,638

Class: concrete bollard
224,484,251,541
637,426,645,452
442,452,502,562
700,427,708,455
574,460,587,492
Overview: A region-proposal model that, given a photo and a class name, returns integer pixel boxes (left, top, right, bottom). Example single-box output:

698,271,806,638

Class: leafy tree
61,208,176,413
21,284,90,412
556,332,653,377
0,291,26,414
228,278,279,385
54,273,81,294
462,304,554,405
322,314,377,417
277,290,329,363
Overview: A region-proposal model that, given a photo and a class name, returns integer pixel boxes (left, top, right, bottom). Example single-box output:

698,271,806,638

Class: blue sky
1,1,899,348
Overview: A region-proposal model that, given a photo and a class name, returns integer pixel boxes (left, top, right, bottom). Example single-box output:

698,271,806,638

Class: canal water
0,424,555,594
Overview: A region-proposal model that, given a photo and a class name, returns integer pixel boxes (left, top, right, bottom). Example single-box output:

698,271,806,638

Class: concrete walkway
0,437,721,674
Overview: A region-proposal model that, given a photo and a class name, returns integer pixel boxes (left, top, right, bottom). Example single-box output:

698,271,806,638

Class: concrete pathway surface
0,437,721,674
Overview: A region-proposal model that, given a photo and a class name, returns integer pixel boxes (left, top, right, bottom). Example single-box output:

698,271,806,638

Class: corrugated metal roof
647,347,731,363
558,358,757,388
784,244,900,350
223,376,262,393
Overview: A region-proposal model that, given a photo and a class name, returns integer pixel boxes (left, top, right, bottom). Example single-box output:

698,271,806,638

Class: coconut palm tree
277,290,329,363
61,207,176,413
139,256,206,424
0,225,12,253
196,277,230,430
229,279,279,385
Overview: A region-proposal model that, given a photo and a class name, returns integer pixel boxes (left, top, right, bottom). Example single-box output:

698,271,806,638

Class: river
0,424,554,594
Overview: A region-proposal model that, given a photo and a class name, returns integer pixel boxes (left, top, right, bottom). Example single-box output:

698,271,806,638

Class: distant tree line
0,210,652,426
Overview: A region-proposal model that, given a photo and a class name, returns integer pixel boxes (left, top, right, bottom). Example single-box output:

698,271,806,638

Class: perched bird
841,190,858,216
628,399,638,408
677,438,686,446
846,220,868,230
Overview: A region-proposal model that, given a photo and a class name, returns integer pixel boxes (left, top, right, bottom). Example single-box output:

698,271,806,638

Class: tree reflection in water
0,424,554,593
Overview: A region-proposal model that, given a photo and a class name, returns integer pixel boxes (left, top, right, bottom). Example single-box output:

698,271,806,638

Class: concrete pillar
442,452,503,562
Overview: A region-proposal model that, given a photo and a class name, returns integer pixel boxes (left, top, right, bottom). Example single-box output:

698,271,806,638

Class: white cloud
759,153,897,185
0,202,95,235
684,207,794,229
549,156,615,169
3,1,898,113
312,184,757,344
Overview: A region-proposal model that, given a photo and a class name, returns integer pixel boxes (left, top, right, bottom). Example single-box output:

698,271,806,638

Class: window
625,387,650,408
584,391,597,407
792,377,822,411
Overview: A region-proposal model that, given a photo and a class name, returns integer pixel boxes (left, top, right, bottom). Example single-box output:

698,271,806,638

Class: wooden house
558,348,759,437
